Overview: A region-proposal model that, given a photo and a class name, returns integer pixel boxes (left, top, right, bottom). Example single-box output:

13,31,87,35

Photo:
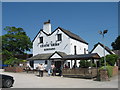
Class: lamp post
99,30,108,69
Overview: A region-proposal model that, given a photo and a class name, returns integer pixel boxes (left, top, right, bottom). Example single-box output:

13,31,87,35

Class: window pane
74,46,77,55
57,34,62,41
40,37,43,43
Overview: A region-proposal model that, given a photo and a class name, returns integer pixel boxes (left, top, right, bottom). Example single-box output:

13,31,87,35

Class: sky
2,2,118,54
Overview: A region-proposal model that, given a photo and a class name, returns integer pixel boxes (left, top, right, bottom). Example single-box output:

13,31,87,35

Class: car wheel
3,79,13,88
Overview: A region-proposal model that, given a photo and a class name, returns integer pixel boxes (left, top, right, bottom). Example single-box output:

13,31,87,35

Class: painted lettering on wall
44,48,55,51
40,42,60,48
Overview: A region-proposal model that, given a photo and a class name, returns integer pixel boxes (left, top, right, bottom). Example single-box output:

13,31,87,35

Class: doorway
29,60,34,68
55,61,61,74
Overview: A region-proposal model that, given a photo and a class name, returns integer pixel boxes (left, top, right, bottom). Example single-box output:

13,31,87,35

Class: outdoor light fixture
98,30,108,69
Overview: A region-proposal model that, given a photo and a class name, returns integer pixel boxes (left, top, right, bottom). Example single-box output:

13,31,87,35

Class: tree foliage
79,60,91,68
100,66,113,77
2,26,32,54
100,54,118,66
2,26,32,65
111,36,120,50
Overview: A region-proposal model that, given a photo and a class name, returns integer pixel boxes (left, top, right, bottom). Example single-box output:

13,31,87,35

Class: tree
111,36,120,50
2,26,32,54
2,26,32,65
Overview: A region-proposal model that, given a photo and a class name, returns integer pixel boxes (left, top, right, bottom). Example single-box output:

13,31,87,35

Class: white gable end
33,31,48,56
33,28,72,56
91,44,111,57
33,22,88,56
50,53,62,59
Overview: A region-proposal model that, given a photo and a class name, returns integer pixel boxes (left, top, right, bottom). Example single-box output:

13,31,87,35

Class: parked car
0,74,14,88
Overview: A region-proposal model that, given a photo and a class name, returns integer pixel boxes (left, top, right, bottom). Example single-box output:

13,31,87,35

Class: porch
27,52,101,78
61,53,101,78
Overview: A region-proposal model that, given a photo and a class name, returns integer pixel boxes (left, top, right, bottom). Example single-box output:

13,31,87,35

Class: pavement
0,69,119,88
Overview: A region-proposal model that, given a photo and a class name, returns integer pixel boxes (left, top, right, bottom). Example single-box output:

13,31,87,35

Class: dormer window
57,34,62,41
39,37,43,43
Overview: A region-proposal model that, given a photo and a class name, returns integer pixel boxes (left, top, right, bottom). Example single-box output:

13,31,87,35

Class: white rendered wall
33,28,71,56
67,60,80,68
33,27,88,69
91,44,111,57
70,38,88,55
33,60,50,70
65,38,88,68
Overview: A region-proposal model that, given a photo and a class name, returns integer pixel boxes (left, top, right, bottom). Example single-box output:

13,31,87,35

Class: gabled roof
27,52,100,60
62,53,100,60
90,42,114,54
27,53,52,60
49,51,67,59
32,27,88,45
58,27,88,45
32,29,51,42
27,51,67,60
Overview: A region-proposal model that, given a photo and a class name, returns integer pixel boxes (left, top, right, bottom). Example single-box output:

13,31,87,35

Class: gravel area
0,70,118,88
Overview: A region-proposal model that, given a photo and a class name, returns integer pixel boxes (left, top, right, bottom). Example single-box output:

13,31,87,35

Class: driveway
0,70,118,88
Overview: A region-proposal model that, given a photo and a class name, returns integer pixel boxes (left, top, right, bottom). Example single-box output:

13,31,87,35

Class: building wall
27,60,51,70
65,38,88,68
32,26,88,69
33,28,71,56
70,38,88,55
91,44,110,57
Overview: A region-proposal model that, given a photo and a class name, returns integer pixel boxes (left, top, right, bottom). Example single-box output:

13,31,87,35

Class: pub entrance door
55,61,62,75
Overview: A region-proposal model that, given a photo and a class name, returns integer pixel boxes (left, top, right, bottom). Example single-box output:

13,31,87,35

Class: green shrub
86,61,91,67
4,57,16,65
99,66,113,77
79,60,91,68
106,55,118,66
92,63,96,67
4,57,21,66
100,54,118,66
79,60,86,68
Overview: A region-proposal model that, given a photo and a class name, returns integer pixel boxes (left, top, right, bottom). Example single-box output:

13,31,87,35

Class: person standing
51,64,56,76
64,64,69,69
38,63,44,77
48,69,51,76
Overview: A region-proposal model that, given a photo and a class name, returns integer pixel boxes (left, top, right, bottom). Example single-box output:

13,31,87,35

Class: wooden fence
62,68,98,78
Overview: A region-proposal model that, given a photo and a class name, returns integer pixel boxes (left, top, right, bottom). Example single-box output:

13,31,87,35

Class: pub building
27,20,89,72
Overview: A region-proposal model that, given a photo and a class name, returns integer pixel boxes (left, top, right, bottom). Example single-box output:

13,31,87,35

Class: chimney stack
43,20,51,34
